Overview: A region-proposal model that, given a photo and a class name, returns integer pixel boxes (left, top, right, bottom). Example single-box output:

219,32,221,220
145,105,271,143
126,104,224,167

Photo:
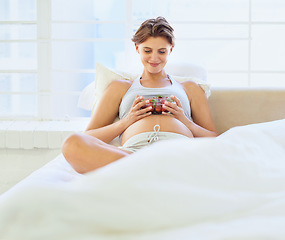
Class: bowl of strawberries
141,95,175,114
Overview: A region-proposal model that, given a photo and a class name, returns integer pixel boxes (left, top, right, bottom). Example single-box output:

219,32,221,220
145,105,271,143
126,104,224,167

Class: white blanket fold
0,119,285,240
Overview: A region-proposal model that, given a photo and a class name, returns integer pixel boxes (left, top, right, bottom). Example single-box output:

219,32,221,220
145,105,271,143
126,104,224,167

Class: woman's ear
169,46,173,54
135,43,139,53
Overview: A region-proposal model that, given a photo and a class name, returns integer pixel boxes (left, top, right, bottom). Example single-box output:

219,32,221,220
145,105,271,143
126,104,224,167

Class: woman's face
135,37,173,75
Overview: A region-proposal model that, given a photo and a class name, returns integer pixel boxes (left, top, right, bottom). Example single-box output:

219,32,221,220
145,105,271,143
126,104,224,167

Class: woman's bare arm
85,80,152,143
84,80,130,143
162,81,218,137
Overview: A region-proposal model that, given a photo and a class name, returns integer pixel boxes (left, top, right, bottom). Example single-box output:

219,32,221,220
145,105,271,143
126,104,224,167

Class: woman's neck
140,70,171,88
140,70,168,82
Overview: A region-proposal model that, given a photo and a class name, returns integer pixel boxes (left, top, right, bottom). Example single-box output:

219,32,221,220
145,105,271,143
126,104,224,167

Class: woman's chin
146,67,163,74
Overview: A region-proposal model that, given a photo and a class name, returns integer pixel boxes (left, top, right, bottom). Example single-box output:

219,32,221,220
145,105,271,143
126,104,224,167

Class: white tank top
119,75,191,120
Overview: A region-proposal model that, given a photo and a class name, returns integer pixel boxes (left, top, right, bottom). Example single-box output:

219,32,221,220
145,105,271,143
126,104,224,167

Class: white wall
0,148,60,195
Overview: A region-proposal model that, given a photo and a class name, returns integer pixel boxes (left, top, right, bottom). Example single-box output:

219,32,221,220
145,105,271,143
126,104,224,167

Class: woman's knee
62,133,87,160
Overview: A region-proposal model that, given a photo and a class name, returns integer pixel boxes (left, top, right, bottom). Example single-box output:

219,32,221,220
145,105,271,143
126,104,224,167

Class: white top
119,75,191,120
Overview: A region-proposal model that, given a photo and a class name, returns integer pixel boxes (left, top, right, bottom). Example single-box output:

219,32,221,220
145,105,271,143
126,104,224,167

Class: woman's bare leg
62,133,132,174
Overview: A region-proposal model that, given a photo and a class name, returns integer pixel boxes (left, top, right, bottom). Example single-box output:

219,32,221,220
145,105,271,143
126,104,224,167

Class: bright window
1,0,285,119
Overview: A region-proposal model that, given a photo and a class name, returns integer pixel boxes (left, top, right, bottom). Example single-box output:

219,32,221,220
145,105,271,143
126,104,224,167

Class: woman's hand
162,95,189,124
124,95,152,126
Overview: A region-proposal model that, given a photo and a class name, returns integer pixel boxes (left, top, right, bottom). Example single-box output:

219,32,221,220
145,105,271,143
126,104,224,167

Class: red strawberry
155,103,162,113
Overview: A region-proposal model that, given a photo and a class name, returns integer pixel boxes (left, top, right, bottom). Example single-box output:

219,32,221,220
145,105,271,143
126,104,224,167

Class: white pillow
77,62,210,111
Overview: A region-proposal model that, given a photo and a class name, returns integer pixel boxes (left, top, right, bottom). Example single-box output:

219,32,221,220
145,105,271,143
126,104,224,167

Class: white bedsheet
0,119,285,240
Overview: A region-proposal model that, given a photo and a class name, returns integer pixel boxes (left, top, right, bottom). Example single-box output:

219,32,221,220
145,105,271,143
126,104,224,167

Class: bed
0,63,285,240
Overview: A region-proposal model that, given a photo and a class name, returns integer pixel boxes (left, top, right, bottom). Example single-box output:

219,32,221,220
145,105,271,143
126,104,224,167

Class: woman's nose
150,52,159,62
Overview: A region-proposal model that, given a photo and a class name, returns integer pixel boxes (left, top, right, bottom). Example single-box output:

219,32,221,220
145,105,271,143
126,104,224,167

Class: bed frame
209,88,285,134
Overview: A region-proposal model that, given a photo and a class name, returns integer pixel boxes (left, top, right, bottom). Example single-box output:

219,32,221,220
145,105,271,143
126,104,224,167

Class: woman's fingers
170,95,183,108
162,103,177,115
162,95,186,119
131,95,186,119
136,99,150,111
137,105,152,115
131,95,143,108
131,96,151,110
163,96,178,113
129,96,152,118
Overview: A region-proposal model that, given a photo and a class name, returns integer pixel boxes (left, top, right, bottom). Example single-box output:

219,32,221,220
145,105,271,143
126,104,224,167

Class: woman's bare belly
121,115,193,145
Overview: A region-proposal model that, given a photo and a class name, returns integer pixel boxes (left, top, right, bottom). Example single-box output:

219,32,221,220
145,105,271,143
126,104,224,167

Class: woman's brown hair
132,17,175,46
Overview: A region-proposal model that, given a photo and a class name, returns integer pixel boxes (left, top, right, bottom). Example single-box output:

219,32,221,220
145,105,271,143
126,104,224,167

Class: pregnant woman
62,16,218,173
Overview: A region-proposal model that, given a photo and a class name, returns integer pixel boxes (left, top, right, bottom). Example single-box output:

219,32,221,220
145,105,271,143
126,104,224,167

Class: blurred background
1,0,285,119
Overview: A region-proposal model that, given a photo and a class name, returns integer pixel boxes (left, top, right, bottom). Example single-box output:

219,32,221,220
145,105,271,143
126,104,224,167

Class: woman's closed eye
144,50,166,54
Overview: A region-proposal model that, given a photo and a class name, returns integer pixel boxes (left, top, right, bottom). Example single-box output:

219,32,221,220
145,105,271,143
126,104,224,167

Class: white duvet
0,119,285,240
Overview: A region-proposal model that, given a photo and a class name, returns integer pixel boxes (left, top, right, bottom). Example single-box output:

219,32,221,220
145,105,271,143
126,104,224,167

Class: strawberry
155,103,162,113
141,95,176,114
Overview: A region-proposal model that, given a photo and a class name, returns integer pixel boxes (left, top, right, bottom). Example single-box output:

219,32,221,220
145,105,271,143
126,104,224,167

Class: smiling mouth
149,63,160,67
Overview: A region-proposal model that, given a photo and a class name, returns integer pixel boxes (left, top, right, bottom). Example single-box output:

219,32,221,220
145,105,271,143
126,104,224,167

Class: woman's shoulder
169,75,196,87
107,79,133,94
172,77,199,90
109,79,133,87
175,78,205,98
175,78,196,86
